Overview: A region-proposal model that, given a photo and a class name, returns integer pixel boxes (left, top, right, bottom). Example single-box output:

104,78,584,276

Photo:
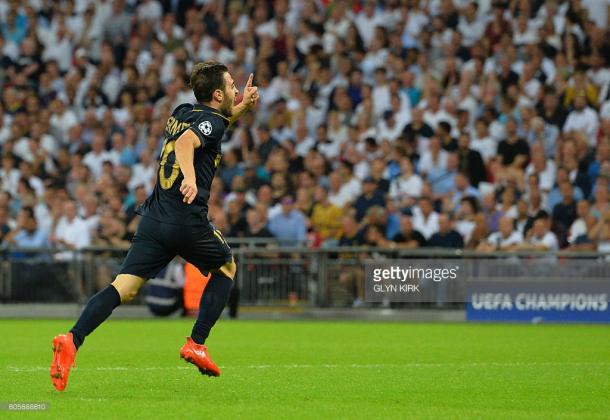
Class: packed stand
0,0,609,257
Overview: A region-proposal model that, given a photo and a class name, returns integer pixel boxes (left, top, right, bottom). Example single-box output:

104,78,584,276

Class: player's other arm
175,129,201,204
229,73,259,126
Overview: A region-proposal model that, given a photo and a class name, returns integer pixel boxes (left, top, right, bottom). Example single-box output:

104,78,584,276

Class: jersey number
159,139,180,190
158,138,222,190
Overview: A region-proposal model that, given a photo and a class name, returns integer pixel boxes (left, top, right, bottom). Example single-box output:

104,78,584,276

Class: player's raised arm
228,73,259,126
175,129,202,204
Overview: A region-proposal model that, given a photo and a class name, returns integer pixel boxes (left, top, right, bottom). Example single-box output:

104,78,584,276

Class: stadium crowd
0,0,609,255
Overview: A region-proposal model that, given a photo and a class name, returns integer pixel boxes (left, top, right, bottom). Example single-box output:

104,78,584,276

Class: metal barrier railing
1,244,609,307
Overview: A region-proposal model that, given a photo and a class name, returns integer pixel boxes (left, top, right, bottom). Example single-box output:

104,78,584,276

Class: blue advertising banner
466,280,610,323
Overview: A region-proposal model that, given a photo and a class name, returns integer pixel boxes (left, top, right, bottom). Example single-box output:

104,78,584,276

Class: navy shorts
119,216,233,279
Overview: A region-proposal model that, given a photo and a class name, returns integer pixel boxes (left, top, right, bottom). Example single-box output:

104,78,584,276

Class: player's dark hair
190,61,228,103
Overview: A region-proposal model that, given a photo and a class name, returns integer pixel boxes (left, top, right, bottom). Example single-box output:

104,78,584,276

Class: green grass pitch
0,319,609,419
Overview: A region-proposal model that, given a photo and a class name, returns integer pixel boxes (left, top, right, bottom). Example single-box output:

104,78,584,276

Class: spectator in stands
245,208,274,241
392,215,426,249
568,199,591,245
0,0,606,263
267,195,306,246
547,167,584,212
587,210,610,253
456,133,485,187
402,108,433,144
552,182,578,232
353,177,385,222
52,200,91,251
477,216,523,252
563,94,599,144
310,185,342,244
412,196,440,241
338,214,365,247
389,157,422,207
451,171,481,211
518,216,559,251
567,214,599,251
427,214,464,249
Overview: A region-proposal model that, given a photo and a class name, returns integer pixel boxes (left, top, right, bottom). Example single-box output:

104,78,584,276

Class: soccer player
50,61,259,391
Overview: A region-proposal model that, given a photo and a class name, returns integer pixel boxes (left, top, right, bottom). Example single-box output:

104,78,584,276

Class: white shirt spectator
470,135,497,162
563,107,599,145
54,216,91,250
418,150,449,175
0,122,10,145
525,160,557,192
295,136,316,157
329,178,361,208
14,134,57,161
568,217,587,244
529,231,559,251
129,162,156,191
328,125,349,145
84,214,100,235
513,20,539,46
486,231,524,248
35,203,52,235
50,108,79,144
361,48,389,78
455,219,476,243
403,9,429,38
28,176,45,198
377,118,405,143
411,206,440,240
83,150,112,179
317,141,341,160
0,167,20,195
523,77,542,100
137,0,163,22
355,9,385,47
457,16,485,47
42,33,73,73
582,0,610,29
389,174,423,201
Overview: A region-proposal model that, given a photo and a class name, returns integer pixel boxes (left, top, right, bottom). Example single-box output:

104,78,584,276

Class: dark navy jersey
137,103,229,227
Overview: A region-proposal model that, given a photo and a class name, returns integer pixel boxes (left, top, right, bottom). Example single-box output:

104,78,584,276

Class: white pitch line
6,362,610,373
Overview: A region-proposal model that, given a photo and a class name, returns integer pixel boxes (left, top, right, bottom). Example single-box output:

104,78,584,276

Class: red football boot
179,337,221,377
50,333,77,391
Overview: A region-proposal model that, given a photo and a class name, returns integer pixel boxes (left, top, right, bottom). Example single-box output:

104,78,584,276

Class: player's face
220,72,238,117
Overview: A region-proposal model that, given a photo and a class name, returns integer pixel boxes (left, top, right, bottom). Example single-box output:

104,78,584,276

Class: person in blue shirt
451,171,481,210
547,167,584,212
4,206,49,259
1,10,28,46
267,196,307,246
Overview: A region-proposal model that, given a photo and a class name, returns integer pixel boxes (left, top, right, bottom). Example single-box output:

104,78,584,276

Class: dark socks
191,273,233,344
70,285,121,349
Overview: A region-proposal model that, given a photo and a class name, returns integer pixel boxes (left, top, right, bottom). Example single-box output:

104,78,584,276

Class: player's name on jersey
165,116,190,136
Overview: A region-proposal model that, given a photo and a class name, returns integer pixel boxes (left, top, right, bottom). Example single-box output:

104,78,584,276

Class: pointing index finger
246,73,253,88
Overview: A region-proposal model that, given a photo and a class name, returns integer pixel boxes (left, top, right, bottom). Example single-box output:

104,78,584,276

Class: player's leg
50,216,175,391
178,225,235,376
185,226,236,344
70,216,176,349
190,259,236,344
69,274,145,349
